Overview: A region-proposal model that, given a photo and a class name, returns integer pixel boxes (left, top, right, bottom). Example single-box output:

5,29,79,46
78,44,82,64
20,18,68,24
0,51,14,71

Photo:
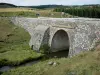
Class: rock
53,62,57,66
53,62,60,66
48,61,60,66
48,61,53,65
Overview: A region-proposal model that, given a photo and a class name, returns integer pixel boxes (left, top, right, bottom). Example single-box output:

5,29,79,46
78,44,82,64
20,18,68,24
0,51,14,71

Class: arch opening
51,30,69,57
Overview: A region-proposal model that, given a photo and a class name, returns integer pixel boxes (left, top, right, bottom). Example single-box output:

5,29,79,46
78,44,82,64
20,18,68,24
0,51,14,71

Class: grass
1,48,100,75
0,18,43,66
0,8,74,18
0,8,33,12
0,50,42,66
0,12,37,17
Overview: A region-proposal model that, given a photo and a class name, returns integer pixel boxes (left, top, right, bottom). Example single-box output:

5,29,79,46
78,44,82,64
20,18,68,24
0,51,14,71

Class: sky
0,0,100,6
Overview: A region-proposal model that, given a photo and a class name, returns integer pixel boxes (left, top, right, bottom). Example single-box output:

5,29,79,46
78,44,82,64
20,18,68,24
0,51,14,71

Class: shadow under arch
49,29,70,58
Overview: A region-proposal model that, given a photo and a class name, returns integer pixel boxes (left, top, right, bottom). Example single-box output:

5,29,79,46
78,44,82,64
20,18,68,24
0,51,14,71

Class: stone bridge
11,17,100,57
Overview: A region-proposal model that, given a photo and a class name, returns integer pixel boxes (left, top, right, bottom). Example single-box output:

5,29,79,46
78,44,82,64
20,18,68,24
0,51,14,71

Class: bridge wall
10,17,100,57
29,25,49,51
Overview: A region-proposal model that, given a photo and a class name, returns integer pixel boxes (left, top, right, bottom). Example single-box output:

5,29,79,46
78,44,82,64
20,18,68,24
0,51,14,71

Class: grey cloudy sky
1,0,100,6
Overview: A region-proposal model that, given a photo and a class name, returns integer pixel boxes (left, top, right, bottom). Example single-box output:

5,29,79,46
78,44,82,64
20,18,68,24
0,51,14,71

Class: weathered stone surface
48,61,59,66
48,61,54,65
9,17,100,57
29,25,49,51
53,62,57,67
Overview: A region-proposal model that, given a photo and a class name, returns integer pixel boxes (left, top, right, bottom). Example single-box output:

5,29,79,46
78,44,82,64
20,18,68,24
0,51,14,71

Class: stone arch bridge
11,17,100,57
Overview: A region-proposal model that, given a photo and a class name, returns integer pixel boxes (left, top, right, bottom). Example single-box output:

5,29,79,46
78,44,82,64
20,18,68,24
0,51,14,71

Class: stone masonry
10,17,100,57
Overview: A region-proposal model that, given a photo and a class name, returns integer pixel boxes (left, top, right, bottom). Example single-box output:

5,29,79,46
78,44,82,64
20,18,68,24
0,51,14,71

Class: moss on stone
40,44,50,54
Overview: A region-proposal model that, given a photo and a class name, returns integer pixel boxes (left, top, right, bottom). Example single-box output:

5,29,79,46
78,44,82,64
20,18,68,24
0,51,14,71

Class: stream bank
0,50,69,74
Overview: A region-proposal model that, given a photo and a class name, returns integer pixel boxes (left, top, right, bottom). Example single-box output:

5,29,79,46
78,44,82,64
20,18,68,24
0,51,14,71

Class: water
47,50,69,58
0,60,40,73
0,66,14,72
0,50,69,73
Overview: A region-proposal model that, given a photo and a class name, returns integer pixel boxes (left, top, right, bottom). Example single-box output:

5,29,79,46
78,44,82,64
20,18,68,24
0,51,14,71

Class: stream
0,60,40,73
0,50,69,74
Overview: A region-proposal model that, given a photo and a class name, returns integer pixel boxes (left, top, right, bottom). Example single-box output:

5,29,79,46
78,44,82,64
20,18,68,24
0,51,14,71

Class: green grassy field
0,18,43,66
2,48,100,75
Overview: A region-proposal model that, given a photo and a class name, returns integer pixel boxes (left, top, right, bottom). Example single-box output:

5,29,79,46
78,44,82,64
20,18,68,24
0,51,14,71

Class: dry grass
0,8,34,12
0,8,73,18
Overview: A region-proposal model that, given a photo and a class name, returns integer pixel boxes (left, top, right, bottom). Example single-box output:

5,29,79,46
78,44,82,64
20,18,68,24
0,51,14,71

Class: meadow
2,48,100,75
0,8,73,18
0,18,43,67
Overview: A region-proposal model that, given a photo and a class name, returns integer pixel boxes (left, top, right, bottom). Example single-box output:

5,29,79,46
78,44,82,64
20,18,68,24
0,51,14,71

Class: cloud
57,0,100,5
1,0,100,6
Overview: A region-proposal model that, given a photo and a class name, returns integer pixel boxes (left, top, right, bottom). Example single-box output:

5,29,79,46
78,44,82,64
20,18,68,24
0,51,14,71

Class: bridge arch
51,29,69,53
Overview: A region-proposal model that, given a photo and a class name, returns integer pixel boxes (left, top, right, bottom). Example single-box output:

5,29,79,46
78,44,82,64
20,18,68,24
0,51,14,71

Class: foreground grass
2,48,100,75
0,18,43,66
0,50,42,66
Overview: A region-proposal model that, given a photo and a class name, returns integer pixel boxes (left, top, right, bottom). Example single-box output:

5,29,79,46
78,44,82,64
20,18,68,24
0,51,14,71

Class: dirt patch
96,44,100,51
